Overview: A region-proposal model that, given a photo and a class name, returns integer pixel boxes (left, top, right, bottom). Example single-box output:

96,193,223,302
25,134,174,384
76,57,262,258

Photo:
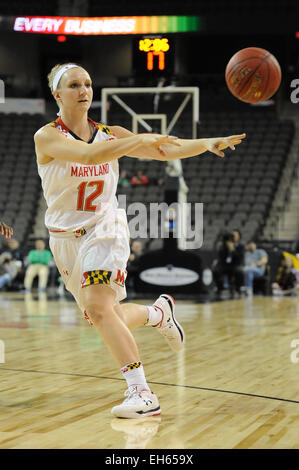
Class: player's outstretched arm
172,134,247,159
34,125,181,165
109,126,246,160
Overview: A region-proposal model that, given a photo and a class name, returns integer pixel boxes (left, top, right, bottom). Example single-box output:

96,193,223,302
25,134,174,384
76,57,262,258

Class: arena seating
89,0,297,16
3,0,296,17
0,0,57,15
117,107,295,249
0,106,294,252
0,112,45,245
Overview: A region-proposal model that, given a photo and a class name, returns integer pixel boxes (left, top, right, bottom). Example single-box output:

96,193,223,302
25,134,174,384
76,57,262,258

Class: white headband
52,64,79,91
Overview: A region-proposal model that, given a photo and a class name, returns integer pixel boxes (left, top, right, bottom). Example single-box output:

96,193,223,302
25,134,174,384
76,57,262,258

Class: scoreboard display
134,36,175,75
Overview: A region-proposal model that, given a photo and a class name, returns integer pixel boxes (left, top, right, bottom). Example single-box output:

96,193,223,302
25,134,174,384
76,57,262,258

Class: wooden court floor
1,291,299,449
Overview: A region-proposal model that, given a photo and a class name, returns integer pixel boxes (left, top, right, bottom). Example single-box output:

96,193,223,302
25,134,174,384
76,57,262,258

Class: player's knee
85,304,111,324
82,285,117,324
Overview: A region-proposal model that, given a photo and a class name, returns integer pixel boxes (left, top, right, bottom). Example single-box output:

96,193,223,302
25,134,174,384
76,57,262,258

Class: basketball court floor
0,291,299,449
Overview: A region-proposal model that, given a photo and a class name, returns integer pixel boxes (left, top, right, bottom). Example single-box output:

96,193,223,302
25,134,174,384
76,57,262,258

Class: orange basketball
225,47,281,103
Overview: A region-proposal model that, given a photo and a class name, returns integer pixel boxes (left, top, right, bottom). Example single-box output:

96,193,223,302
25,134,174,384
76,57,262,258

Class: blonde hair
47,62,83,91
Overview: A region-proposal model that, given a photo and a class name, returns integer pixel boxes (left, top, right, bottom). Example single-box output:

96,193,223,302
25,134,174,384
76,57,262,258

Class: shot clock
139,37,170,70
134,36,174,75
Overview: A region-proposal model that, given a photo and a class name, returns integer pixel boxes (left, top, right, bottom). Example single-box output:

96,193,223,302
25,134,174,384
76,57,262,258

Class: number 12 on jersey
76,181,104,212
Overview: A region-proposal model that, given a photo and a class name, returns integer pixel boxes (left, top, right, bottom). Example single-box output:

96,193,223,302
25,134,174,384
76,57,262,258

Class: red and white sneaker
152,294,185,352
111,387,161,419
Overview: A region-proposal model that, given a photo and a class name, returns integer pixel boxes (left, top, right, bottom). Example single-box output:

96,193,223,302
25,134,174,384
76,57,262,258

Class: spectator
129,240,143,260
119,170,131,188
213,231,244,298
24,239,52,293
127,240,144,293
128,240,143,269
232,229,244,262
163,207,177,255
232,229,245,294
131,170,149,186
243,241,268,296
5,238,25,288
148,176,165,186
0,248,21,291
6,239,23,263
272,257,298,296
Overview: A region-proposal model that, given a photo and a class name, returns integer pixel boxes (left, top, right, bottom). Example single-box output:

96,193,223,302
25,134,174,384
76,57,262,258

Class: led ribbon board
13,16,203,35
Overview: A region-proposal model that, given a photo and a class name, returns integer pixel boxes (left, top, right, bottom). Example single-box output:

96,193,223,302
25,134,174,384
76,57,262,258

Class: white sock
145,305,163,326
121,362,150,392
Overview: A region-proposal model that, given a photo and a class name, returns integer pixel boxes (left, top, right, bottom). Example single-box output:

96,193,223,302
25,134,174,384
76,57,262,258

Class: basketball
225,47,281,103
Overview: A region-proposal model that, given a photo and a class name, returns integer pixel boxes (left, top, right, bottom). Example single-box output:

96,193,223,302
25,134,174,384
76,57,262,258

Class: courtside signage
140,267,199,286
13,16,203,35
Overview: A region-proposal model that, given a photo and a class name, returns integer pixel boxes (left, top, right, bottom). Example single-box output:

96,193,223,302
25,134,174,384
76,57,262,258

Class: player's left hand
0,222,13,239
140,134,182,157
205,133,246,158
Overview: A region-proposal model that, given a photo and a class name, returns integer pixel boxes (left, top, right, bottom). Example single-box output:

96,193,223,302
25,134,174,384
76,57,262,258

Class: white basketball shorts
49,208,130,317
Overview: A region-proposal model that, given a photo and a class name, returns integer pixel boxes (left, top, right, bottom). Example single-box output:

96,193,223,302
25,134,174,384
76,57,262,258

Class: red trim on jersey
87,116,100,129
50,116,115,138
55,116,97,133
49,229,66,232
56,116,70,134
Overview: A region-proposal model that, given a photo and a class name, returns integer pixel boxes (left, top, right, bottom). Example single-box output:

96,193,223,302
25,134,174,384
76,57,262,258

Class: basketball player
0,222,13,239
34,63,245,419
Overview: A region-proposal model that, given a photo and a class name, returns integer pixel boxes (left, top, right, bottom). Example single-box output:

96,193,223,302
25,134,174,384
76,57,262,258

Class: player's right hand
0,222,13,239
205,134,246,157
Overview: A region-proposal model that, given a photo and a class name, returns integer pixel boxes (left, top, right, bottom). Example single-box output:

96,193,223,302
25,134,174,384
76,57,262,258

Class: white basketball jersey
37,117,119,231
